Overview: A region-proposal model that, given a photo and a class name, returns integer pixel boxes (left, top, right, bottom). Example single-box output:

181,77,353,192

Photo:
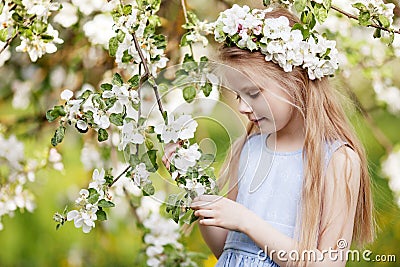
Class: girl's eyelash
249,92,260,98
236,94,240,100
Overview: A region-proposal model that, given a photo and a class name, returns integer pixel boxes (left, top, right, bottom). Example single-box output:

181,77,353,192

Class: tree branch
132,32,164,115
331,5,400,35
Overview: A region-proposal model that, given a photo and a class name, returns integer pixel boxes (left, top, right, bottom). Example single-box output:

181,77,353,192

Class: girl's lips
250,117,266,124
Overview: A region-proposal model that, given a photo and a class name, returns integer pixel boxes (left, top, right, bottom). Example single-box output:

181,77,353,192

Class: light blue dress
215,133,346,267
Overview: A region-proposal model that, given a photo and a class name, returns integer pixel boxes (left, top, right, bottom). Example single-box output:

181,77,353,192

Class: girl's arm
192,146,361,266
197,172,239,259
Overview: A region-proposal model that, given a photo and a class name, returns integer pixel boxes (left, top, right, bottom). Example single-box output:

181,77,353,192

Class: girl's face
224,67,303,136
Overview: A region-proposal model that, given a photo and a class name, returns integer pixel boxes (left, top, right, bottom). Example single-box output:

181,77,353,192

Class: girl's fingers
162,143,181,167
190,201,213,209
199,218,217,226
194,209,214,218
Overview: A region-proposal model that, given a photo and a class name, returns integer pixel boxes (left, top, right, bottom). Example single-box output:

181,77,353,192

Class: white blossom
83,14,115,47
53,2,78,28
118,120,145,151
88,169,106,195
382,150,400,208
154,114,198,143
71,0,104,15
16,24,64,62
67,204,98,233
173,144,201,173
21,0,60,21
132,163,150,187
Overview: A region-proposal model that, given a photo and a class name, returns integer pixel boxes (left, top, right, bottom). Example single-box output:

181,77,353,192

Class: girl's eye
249,92,260,99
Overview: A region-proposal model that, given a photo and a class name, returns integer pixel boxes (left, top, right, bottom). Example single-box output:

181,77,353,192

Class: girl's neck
266,111,305,152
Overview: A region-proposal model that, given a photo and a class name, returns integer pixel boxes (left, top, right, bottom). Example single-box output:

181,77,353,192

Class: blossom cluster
0,134,36,230
167,143,217,200
140,197,199,267
65,168,115,233
213,4,340,80
0,0,64,62
181,11,214,47
353,0,395,25
48,73,144,150
109,1,168,77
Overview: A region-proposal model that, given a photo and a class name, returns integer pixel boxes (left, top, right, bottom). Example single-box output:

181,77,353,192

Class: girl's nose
238,98,252,114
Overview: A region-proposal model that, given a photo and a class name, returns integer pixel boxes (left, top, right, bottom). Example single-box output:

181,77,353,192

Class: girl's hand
161,142,180,169
190,194,252,232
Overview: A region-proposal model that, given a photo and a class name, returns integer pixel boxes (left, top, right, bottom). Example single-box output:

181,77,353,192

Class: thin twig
181,0,189,24
331,5,400,35
0,33,17,55
132,32,164,115
109,165,131,187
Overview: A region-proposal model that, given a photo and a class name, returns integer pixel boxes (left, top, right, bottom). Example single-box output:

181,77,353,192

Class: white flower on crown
213,5,340,80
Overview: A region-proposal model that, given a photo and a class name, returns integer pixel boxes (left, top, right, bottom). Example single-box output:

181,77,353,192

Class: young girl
164,6,375,267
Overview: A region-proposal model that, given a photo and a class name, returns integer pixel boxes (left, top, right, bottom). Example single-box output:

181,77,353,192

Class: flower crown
213,5,339,80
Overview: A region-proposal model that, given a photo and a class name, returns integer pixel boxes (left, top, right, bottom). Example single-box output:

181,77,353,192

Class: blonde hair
216,7,376,266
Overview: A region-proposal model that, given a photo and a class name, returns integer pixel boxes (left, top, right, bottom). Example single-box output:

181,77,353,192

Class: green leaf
112,73,124,86
142,183,155,196
129,154,140,168
201,83,212,97
98,129,109,142
51,126,66,146
358,11,371,26
128,75,140,87
162,111,168,124
98,199,115,208
123,4,132,15
141,150,158,172
109,113,124,126
100,83,113,91
46,106,66,122
183,85,196,103
314,4,328,24
181,209,195,225
378,14,390,28
109,37,118,57
145,138,154,150
323,0,331,10
122,50,133,63
182,54,197,72
0,28,8,42
96,209,107,221
294,0,307,13
263,0,270,6
180,32,190,47
373,28,381,38
352,3,367,12
87,188,100,204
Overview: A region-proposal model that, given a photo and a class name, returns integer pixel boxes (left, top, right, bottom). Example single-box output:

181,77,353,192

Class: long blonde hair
216,7,376,266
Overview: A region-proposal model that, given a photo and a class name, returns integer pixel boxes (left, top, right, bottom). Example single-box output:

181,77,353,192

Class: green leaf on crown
294,0,307,13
